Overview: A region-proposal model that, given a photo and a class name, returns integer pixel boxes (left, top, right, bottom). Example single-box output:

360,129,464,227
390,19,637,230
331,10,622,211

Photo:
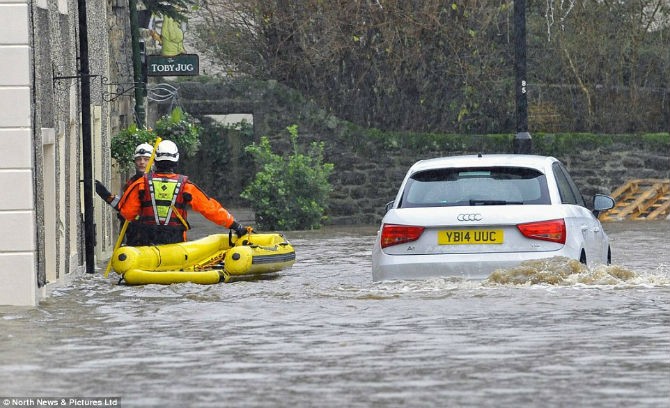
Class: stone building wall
94,1,137,253
0,0,135,305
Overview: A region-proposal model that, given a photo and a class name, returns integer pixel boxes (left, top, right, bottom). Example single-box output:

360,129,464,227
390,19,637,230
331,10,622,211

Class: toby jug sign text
146,54,199,77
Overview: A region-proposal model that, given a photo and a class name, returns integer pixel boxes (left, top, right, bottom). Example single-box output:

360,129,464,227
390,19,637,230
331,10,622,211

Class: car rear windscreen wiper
469,199,524,206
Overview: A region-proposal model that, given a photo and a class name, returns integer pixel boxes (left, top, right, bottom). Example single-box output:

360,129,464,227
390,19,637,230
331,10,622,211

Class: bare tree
534,0,670,131
192,0,670,133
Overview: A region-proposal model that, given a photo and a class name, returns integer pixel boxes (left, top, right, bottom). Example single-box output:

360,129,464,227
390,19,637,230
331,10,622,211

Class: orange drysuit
118,172,236,244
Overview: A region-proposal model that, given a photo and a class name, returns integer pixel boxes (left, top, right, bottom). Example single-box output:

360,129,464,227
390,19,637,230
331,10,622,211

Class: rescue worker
116,140,249,245
95,143,154,245
95,142,154,209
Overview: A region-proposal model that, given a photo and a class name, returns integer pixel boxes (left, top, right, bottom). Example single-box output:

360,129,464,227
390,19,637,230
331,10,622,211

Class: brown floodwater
0,218,668,407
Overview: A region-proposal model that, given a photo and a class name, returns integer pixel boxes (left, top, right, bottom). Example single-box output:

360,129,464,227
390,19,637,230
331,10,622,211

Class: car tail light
517,219,566,244
380,224,425,248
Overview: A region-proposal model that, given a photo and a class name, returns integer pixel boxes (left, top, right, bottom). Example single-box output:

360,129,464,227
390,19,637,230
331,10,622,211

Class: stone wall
175,80,669,226
95,1,138,253
325,137,670,225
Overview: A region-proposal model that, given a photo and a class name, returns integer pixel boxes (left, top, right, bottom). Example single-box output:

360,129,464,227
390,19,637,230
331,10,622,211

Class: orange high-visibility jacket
118,172,236,230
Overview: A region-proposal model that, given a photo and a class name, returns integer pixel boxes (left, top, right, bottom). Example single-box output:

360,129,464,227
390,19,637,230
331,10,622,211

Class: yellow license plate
438,229,504,245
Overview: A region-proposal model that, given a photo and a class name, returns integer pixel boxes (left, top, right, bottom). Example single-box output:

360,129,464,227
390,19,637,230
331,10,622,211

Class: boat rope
218,270,231,283
193,250,227,271
171,205,189,230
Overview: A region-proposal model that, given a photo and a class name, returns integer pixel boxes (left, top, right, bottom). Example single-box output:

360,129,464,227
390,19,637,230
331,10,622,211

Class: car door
552,162,603,264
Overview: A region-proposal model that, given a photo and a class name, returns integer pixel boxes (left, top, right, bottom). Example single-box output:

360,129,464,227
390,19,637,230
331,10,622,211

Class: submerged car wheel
580,250,587,265
607,246,612,265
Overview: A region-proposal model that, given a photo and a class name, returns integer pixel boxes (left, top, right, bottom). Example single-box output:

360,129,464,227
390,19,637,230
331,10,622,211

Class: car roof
408,154,559,173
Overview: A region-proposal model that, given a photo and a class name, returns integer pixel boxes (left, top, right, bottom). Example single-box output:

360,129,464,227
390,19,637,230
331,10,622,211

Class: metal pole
514,0,532,154
77,0,95,273
129,0,146,127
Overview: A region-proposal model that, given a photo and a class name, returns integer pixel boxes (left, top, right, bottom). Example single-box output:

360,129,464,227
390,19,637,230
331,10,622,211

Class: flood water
0,218,668,407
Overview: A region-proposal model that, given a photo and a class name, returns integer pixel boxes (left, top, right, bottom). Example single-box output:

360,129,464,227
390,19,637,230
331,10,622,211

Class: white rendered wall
0,1,38,305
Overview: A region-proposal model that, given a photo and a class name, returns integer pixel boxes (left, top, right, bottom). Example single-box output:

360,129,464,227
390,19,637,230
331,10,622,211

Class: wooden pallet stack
599,179,670,221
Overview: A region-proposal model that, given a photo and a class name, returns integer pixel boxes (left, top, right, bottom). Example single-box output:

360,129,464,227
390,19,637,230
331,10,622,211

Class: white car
371,154,615,281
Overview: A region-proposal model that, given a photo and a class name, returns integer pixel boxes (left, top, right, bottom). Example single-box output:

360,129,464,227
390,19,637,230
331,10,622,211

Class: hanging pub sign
146,54,199,76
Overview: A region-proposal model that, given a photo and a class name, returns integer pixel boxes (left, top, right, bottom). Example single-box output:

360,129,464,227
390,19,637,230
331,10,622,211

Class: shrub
110,124,156,169
110,107,201,170
241,125,334,230
154,107,201,158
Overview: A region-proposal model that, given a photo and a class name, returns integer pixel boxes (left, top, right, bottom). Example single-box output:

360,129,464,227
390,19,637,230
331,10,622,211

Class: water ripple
0,222,668,407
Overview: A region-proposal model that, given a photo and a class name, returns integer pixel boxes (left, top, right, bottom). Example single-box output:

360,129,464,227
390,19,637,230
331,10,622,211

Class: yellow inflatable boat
111,232,296,285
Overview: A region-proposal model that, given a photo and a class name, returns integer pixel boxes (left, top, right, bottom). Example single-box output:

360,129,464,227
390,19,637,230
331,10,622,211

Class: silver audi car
372,154,615,281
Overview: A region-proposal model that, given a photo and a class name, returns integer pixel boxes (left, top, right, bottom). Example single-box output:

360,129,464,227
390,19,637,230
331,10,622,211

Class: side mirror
592,194,615,217
385,201,394,213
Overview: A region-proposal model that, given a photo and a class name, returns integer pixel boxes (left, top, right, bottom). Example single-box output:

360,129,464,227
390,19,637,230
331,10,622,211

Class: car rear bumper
371,247,576,281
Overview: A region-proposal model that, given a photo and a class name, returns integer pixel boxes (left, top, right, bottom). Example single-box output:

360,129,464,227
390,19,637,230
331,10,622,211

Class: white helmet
133,143,154,159
155,140,180,162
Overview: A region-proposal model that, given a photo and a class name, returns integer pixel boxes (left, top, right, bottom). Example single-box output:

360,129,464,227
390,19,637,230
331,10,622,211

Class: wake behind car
372,154,615,281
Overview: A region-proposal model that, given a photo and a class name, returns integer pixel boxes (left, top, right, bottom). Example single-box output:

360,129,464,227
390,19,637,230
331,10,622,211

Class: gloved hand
95,180,112,201
230,221,250,238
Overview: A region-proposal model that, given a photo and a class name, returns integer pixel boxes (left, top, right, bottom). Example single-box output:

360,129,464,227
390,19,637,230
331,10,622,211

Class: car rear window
399,166,550,208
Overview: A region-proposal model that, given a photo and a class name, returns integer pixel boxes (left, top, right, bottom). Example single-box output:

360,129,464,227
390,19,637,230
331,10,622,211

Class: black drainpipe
129,0,145,127
513,0,532,154
77,0,95,273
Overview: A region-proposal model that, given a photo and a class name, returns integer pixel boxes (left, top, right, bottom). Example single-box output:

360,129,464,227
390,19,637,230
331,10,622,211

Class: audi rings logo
457,213,482,221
